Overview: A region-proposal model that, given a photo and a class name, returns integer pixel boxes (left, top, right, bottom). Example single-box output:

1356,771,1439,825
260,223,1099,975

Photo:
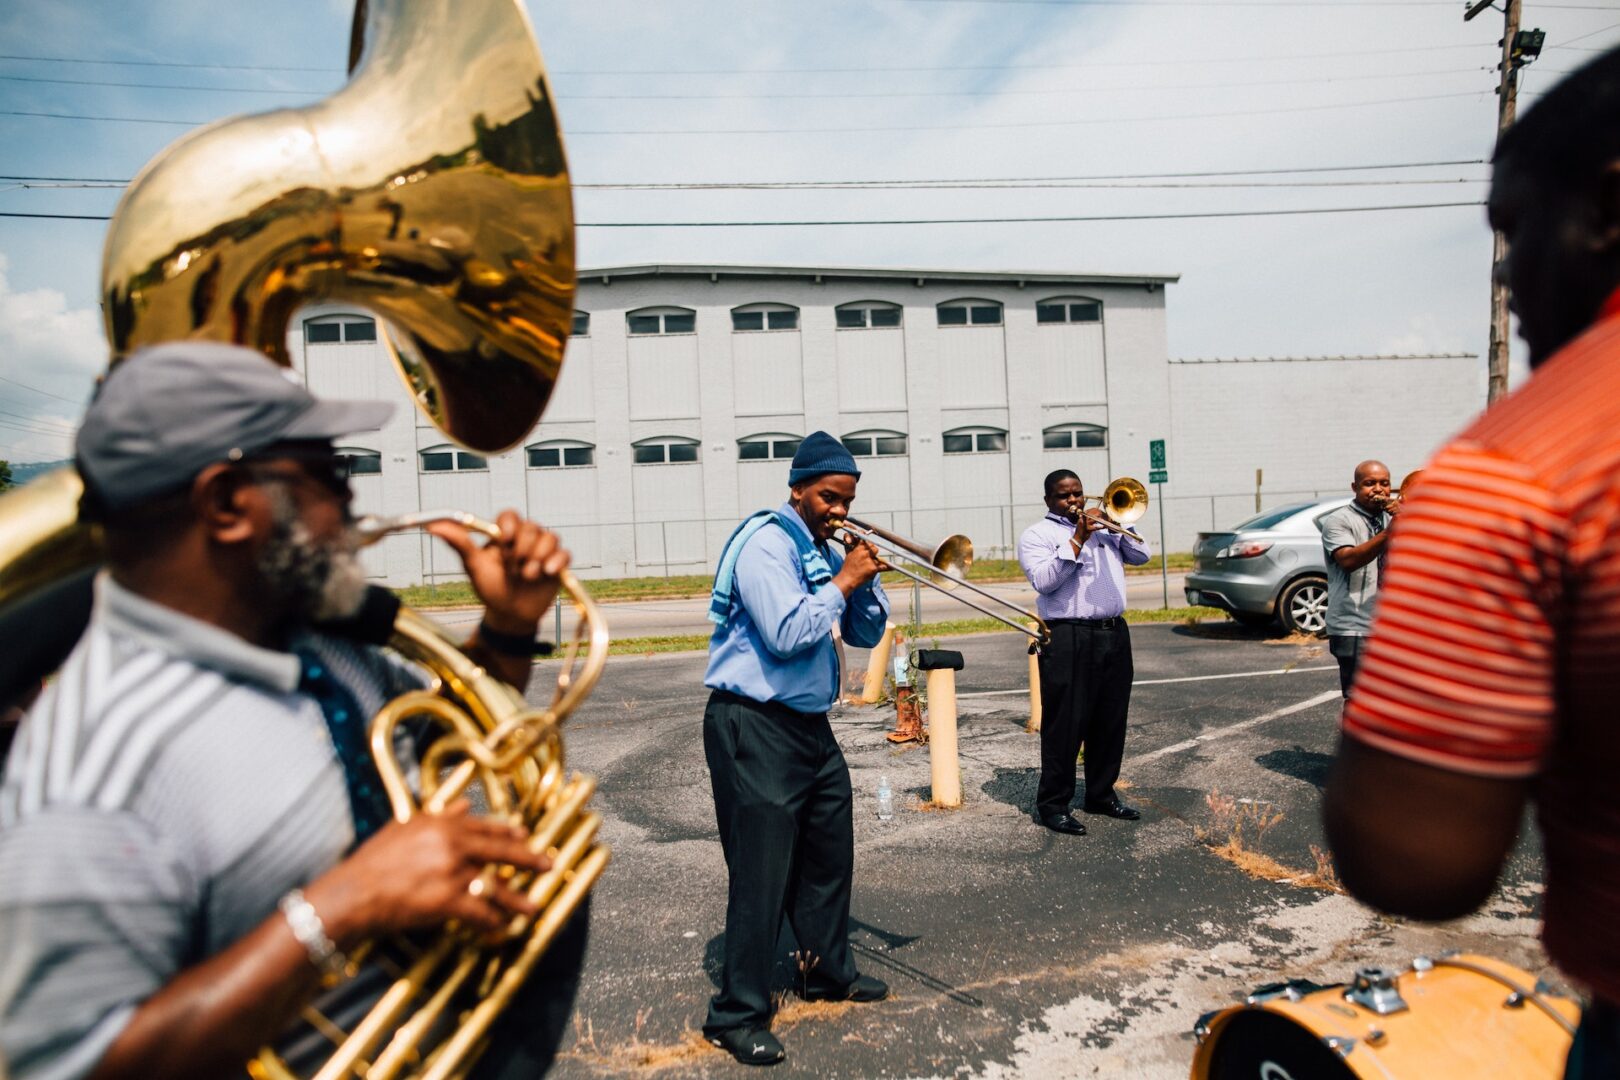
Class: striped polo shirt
1343,293,1620,1004
0,574,423,1080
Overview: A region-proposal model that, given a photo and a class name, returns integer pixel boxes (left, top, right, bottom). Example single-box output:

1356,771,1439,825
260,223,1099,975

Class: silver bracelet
279,889,348,980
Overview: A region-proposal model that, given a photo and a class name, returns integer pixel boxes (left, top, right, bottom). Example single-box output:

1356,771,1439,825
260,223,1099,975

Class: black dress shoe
803,973,890,1002
1039,813,1088,835
1082,797,1141,820
708,1026,785,1065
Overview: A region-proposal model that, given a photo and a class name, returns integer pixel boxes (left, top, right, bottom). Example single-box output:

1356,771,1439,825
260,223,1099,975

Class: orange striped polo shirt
1344,292,1620,1001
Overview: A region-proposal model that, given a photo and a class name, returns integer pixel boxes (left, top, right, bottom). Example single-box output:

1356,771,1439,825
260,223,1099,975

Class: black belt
708,688,827,723
1045,616,1124,628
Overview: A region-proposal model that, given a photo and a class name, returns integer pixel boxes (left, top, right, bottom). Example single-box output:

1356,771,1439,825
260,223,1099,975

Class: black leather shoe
1083,797,1141,820
708,1026,785,1066
803,972,889,1002
1039,813,1088,835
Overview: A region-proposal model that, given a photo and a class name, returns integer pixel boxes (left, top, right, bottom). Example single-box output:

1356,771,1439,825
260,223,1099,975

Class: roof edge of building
1170,353,1478,364
577,262,1181,287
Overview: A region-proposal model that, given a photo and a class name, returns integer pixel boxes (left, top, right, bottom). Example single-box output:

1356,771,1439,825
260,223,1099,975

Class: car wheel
1277,576,1329,636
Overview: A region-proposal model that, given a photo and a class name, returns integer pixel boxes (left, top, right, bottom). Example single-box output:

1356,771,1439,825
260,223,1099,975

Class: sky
1,0,1617,466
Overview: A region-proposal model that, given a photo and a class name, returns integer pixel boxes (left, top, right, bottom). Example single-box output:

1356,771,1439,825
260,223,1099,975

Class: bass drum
1190,954,1579,1080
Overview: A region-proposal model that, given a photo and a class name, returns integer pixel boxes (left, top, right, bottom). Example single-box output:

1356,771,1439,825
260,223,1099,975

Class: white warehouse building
288,263,1486,586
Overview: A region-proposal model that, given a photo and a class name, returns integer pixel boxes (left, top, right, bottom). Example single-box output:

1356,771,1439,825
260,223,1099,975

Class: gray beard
256,489,368,623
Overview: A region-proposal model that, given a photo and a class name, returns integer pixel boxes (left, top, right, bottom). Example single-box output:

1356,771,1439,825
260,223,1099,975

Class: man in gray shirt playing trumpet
1319,459,1400,697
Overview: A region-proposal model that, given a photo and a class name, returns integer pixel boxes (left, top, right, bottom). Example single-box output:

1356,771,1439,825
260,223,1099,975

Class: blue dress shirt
1018,511,1152,620
705,503,890,713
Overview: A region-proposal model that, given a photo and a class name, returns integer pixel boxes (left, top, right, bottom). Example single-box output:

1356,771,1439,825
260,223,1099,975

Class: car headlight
1215,540,1273,559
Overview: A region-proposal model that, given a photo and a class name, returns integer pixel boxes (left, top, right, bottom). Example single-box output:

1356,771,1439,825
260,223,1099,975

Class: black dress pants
702,690,857,1034
1035,619,1134,820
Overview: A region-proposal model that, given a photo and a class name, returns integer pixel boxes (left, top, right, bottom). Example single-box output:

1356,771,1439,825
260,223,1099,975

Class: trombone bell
1093,477,1149,526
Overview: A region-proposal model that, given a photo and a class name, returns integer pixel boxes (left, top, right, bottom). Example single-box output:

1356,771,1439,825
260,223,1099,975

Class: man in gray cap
699,431,891,1065
0,342,583,1080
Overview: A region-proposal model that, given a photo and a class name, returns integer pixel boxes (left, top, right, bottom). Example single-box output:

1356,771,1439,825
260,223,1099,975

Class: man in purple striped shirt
1018,469,1152,836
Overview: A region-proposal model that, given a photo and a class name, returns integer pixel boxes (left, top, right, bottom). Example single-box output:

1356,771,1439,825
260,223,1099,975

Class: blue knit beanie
788,430,861,485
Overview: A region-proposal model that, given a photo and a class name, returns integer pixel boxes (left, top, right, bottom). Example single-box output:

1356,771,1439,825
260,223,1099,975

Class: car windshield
1228,502,1315,532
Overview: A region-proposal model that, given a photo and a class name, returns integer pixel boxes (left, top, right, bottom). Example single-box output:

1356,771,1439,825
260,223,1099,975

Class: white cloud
0,252,105,464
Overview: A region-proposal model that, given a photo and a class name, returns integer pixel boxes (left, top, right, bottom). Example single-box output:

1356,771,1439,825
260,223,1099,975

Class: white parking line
955,665,1337,699
1135,688,1343,764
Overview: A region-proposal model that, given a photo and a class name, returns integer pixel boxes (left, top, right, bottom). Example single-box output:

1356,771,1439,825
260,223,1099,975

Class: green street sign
1149,439,1166,470
1149,469,1168,485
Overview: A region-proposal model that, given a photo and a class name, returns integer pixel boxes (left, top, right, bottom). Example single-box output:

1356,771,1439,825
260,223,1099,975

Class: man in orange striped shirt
1324,46,1620,1079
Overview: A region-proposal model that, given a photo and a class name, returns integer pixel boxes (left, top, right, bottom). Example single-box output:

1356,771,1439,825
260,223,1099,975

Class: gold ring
467,877,488,899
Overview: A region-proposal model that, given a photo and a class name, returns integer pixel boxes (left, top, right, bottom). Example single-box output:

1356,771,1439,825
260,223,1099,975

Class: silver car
1184,497,1352,635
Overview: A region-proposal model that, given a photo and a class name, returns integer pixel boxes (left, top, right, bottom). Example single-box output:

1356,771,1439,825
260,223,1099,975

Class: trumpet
1377,469,1425,511
830,516,1051,646
1077,477,1150,537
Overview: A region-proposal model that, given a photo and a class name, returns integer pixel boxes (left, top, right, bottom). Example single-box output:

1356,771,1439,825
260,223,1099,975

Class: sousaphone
0,2,609,1077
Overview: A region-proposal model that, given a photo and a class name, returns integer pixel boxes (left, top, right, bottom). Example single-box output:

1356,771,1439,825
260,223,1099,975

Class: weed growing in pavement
1194,789,1344,893
565,1011,713,1071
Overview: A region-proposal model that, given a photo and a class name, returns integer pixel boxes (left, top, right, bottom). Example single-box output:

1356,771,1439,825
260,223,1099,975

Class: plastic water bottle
876,774,894,821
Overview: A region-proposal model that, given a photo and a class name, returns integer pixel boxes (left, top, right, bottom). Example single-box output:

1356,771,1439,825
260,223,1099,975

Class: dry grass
564,1011,716,1073
773,998,861,1029
1195,789,1344,894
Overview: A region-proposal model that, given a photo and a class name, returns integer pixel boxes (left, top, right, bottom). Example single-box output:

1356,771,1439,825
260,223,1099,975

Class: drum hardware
1322,1036,1357,1058
1344,968,1408,1015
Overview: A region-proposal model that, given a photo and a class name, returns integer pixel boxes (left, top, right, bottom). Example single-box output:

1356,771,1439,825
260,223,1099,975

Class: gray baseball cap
76,340,394,514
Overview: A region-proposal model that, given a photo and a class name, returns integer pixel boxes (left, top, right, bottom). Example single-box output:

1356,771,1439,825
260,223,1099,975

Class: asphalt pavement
527,622,1552,1079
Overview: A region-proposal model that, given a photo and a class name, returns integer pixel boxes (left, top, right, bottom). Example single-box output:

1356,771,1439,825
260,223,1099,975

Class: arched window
835,301,902,329
334,447,382,476
731,303,800,332
936,298,1002,327
626,306,697,336
419,444,488,472
841,429,907,457
571,311,591,337
304,314,378,344
738,432,802,460
1036,296,1103,324
1042,423,1108,450
942,426,1008,454
633,436,700,464
526,439,595,468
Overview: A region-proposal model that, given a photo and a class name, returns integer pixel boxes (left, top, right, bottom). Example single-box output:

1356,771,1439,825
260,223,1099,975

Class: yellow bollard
927,666,962,808
1026,621,1043,733
861,621,895,704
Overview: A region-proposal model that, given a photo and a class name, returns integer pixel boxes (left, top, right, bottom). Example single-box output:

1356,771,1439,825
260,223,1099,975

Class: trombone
1078,477,1150,537
830,516,1052,646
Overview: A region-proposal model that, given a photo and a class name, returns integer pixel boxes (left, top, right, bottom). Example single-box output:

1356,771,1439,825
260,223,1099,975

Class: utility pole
1466,0,1542,403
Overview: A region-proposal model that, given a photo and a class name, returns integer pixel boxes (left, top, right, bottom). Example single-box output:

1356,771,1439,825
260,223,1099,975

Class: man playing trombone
701,431,891,1065
1018,470,1151,836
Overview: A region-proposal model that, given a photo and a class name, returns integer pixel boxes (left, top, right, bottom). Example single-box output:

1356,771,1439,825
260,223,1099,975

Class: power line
0,53,333,73
0,74,324,95
0,89,1492,134
0,373,88,406
0,176,1489,193
0,42,1519,76
899,0,1620,7
0,200,1486,227
0,408,78,434
0,65,1496,99
0,157,1490,188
